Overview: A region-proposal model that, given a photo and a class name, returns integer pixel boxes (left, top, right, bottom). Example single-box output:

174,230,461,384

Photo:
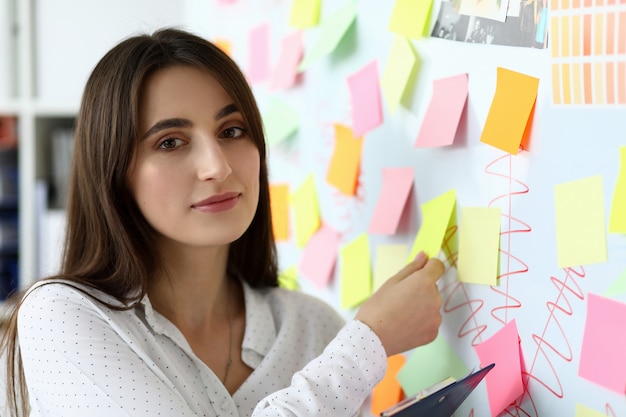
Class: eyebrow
140,103,241,140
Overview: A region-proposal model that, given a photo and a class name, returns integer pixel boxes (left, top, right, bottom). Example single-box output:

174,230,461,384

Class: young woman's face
128,65,260,250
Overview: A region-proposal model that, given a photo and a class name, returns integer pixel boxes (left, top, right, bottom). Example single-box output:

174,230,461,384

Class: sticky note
278,266,299,290
397,334,469,397
371,355,406,416
575,404,608,417
213,38,232,56
457,206,501,285
407,189,457,262
609,146,626,233
269,183,289,241
269,30,304,91
579,293,626,394
290,174,320,248
347,60,383,137
369,167,414,235
298,223,340,289
340,233,372,309
388,0,434,40
326,125,363,195
247,23,271,84
474,320,524,417
298,1,357,71
262,98,300,147
554,175,607,268
381,35,417,115
373,244,408,291
289,0,321,28
415,73,468,148
480,67,539,155
604,268,626,297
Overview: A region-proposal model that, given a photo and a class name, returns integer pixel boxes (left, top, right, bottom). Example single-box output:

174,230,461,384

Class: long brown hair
1,27,278,417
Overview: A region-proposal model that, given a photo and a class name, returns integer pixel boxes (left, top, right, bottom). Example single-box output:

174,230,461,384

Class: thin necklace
223,281,234,386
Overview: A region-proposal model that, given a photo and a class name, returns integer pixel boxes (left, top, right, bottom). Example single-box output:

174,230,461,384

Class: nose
195,136,232,181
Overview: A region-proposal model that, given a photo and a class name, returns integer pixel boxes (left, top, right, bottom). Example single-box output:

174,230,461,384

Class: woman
1,28,444,416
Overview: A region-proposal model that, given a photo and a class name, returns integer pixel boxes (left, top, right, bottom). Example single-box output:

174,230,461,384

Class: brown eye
221,126,246,139
158,137,182,149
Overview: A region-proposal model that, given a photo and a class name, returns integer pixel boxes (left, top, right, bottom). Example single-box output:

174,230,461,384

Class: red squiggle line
605,404,617,416
484,153,531,326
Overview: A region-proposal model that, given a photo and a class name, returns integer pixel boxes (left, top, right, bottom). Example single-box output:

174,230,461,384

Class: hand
355,252,444,356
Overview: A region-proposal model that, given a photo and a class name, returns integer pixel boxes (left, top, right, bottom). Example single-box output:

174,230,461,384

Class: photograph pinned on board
431,0,548,49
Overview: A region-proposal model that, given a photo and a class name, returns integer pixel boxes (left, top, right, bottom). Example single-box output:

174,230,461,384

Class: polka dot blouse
17,280,387,416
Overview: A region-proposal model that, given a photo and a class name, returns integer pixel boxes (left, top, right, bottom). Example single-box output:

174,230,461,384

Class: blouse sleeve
251,319,388,417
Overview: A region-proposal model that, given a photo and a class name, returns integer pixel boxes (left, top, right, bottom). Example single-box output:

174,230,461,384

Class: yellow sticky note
575,404,606,417
340,233,372,309
269,183,289,241
480,67,539,155
278,266,299,290
609,146,626,233
388,0,434,40
326,124,363,196
457,207,501,285
555,175,607,268
371,355,406,416
290,175,320,248
373,244,408,291
407,189,457,262
381,35,417,115
289,0,321,28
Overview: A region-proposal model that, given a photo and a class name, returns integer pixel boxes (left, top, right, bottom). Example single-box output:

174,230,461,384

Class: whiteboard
184,0,626,416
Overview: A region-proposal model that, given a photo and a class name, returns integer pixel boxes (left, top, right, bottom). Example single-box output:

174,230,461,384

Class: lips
192,192,241,213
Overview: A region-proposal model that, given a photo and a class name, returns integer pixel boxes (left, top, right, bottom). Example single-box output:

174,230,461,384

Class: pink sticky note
369,167,414,234
415,73,468,148
269,30,304,91
298,223,340,289
347,60,383,138
474,320,524,417
579,293,626,394
247,23,271,84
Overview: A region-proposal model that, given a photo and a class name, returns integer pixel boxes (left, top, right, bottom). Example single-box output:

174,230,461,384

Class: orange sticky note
269,183,289,241
480,67,539,155
415,73,468,148
326,124,363,195
371,354,406,416
213,38,232,56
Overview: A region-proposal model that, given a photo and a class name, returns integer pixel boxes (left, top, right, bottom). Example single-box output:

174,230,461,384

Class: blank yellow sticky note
555,175,607,268
290,175,320,248
457,207,501,285
609,146,626,233
575,404,607,417
407,189,457,262
289,0,321,28
340,233,372,309
388,0,434,40
278,266,299,290
381,35,417,115
371,354,406,416
480,67,539,155
269,183,290,241
373,244,408,291
326,124,363,196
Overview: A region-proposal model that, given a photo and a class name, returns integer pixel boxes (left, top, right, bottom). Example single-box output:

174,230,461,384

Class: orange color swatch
326,124,363,196
269,183,290,241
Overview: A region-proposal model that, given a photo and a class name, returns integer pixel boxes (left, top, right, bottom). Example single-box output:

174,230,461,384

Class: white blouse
17,280,387,416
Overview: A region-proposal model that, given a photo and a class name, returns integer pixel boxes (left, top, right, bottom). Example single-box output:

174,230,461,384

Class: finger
421,258,445,284
387,251,429,283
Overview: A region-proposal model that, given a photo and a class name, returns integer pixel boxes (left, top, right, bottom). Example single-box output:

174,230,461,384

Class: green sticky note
388,0,434,40
407,189,457,262
340,233,372,309
396,334,469,397
554,175,607,268
298,1,357,71
604,268,626,297
262,98,299,148
381,35,417,115
290,174,320,248
457,206,501,285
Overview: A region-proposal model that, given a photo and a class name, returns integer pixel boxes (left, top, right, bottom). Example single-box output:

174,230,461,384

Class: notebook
380,363,495,417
